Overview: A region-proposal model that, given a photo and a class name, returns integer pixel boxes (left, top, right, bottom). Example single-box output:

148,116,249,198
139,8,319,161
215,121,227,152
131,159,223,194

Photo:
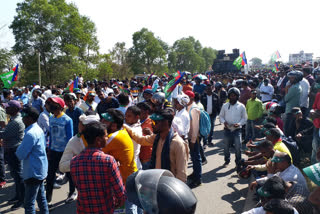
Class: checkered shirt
70,148,126,214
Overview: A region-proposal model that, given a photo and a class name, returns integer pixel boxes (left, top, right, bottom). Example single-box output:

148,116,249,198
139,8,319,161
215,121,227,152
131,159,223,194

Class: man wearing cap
16,106,49,214
259,79,274,103
184,90,204,188
100,109,139,214
124,109,188,183
46,97,74,205
245,176,302,214
142,89,154,102
73,88,85,108
59,112,100,174
31,89,45,113
64,93,84,136
79,91,97,112
284,71,302,137
250,151,307,191
265,128,292,162
101,109,137,183
303,163,320,213
0,100,25,210
291,107,313,153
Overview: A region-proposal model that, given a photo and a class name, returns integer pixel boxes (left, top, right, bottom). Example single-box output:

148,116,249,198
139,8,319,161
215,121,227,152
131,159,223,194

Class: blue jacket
16,123,48,181
49,112,73,152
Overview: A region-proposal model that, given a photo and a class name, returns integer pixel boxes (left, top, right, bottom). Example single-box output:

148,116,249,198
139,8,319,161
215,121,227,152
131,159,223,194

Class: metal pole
38,51,41,86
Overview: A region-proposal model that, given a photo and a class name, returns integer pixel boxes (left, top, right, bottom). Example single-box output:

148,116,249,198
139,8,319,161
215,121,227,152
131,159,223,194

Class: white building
289,51,313,64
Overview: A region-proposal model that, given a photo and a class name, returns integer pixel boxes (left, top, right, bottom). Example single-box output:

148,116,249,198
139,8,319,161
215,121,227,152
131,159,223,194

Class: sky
1,0,320,64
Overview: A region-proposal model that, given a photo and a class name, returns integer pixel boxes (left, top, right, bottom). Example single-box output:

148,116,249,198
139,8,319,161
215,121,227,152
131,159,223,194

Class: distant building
212,49,240,73
289,51,313,64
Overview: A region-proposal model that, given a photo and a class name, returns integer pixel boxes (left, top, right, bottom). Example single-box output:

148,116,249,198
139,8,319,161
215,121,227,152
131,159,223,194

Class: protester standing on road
0,100,25,210
201,84,220,147
16,106,49,214
219,87,247,171
186,90,203,188
245,90,263,143
71,122,126,214
46,97,74,205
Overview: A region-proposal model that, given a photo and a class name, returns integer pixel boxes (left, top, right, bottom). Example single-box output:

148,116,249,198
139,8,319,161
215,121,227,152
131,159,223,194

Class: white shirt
206,95,213,115
299,78,310,108
259,84,274,102
257,165,308,188
219,101,247,129
277,76,285,87
103,87,114,97
242,206,298,214
127,122,142,170
78,76,83,84
172,108,190,138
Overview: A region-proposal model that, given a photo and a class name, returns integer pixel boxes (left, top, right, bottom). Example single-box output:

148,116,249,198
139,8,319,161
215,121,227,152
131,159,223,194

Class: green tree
168,36,205,73
109,42,130,79
128,28,167,75
97,54,113,80
202,47,217,70
250,57,263,67
0,48,15,73
10,0,99,85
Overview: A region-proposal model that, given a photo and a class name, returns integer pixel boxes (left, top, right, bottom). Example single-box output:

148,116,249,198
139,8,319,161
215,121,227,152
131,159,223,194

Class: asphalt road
0,121,252,214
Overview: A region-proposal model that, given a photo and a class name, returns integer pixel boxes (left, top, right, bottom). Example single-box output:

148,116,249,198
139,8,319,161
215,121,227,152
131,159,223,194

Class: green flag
0,70,15,88
233,56,243,69
164,78,175,98
164,72,180,98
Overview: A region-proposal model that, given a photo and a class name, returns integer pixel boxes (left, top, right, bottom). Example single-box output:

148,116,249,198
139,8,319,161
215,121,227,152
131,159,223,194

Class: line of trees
1,0,218,86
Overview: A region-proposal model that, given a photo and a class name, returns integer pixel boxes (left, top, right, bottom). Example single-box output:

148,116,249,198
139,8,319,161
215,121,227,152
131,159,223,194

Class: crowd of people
0,62,320,214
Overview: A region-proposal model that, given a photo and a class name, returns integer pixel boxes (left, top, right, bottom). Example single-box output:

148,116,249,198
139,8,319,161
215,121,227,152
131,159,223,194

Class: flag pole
38,51,41,87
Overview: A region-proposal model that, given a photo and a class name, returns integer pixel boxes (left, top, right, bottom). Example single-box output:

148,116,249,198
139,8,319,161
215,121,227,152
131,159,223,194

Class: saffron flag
0,64,19,88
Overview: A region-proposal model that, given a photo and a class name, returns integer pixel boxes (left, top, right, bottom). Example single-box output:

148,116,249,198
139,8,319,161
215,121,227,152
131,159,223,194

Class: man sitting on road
249,151,308,191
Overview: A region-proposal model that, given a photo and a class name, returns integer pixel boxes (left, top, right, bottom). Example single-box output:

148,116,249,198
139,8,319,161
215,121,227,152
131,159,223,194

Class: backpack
189,106,211,137
281,136,300,166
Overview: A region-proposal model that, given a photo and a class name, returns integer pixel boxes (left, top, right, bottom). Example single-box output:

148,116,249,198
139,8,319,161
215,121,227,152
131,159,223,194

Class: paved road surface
0,121,251,214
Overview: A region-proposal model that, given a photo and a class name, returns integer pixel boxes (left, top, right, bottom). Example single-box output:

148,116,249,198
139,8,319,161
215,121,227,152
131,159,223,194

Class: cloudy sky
1,0,319,63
